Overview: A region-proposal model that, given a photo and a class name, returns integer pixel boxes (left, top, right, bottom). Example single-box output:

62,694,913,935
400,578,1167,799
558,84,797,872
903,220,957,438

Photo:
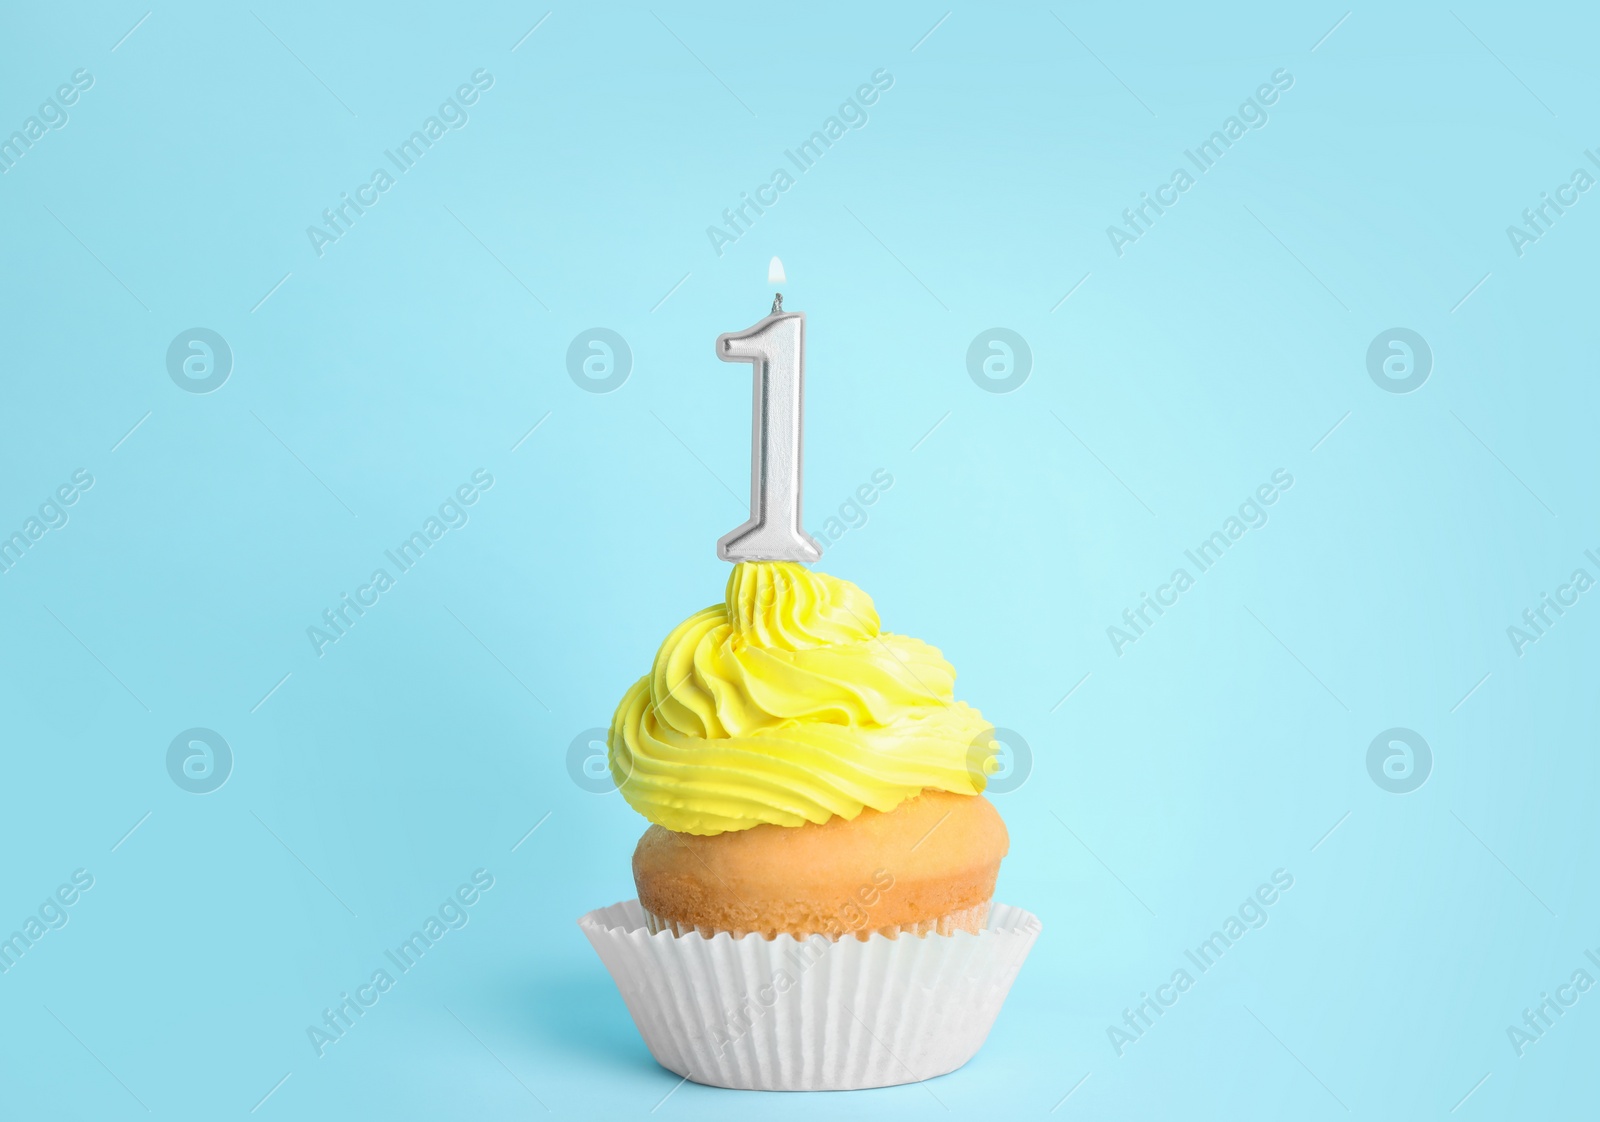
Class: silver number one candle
714,288,822,563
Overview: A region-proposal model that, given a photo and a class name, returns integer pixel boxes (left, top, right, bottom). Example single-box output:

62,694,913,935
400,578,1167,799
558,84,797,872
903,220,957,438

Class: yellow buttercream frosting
608,562,996,835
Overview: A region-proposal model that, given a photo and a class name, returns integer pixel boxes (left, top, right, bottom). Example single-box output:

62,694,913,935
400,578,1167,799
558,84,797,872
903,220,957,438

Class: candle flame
767,256,786,284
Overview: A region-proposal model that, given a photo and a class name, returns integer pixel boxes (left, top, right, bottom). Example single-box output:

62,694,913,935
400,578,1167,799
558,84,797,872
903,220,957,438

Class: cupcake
579,561,1040,1090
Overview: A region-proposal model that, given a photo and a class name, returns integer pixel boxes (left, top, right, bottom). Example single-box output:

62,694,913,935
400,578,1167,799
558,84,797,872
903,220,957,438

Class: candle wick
771,292,783,315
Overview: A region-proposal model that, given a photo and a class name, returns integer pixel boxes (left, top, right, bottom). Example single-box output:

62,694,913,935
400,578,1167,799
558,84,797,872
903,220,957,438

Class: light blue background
1,2,1594,1118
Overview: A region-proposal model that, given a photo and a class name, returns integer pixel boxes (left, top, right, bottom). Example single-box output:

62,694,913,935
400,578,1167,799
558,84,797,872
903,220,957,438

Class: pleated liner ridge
578,898,1041,1091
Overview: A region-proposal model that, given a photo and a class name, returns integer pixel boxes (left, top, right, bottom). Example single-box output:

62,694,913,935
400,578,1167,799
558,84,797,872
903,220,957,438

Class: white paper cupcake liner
578,898,1041,1091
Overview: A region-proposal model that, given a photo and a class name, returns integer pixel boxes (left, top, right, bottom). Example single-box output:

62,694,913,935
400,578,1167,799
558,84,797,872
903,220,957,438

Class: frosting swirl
608,562,995,835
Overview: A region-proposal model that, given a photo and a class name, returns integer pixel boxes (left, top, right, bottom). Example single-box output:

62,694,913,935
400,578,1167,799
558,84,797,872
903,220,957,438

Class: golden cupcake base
631,790,1008,941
